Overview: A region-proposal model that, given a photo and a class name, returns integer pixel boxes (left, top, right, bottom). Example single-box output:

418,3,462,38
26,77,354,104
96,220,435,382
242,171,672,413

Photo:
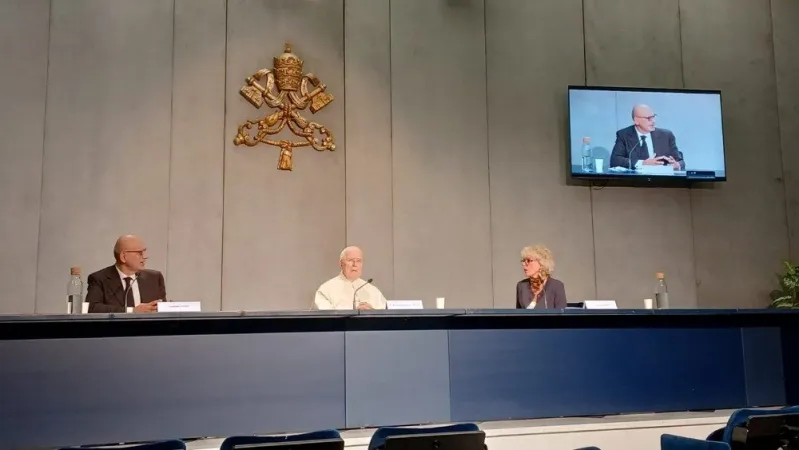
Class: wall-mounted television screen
568,85,726,181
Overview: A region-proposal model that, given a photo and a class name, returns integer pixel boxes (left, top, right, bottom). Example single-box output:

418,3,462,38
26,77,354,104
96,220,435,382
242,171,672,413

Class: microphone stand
122,274,140,313
628,139,641,172
352,278,373,310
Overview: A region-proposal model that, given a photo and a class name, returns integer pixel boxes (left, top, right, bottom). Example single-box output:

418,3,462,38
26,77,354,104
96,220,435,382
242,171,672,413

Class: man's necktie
640,135,649,159
124,277,134,307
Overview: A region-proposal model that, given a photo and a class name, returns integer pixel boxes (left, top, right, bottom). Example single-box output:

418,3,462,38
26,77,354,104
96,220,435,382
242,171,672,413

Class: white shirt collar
116,266,138,281
338,272,361,284
636,128,651,139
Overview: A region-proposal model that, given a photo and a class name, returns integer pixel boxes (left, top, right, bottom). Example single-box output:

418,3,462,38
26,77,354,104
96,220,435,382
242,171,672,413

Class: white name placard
386,300,424,310
639,165,674,176
157,301,202,312
583,300,618,310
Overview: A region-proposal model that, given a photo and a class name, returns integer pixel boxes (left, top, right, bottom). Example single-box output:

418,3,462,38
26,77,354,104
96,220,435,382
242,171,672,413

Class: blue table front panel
781,326,799,405
448,328,748,422
741,327,785,406
345,330,451,428
0,332,347,449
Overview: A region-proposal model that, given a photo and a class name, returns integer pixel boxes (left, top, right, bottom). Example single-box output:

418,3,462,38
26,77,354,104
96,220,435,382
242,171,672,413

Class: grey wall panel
344,0,393,298
681,0,789,308
168,0,226,310
0,332,346,448
222,0,346,311
772,0,799,263
0,0,50,314
584,0,684,88
584,0,696,308
486,0,593,307
592,188,696,308
36,0,174,313
390,0,492,308
345,330,450,427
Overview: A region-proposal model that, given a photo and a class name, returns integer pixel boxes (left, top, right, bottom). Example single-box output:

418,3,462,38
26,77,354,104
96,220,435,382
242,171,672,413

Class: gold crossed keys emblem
233,43,335,171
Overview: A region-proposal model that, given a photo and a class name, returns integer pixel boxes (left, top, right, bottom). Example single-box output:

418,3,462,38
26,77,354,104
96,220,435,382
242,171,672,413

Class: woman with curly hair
516,245,567,309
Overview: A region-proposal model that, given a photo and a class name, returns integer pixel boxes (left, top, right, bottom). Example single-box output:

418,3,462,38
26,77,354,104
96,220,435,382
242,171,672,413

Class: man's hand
643,156,667,166
665,156,680,170
357,302,374,311
133,300,160,313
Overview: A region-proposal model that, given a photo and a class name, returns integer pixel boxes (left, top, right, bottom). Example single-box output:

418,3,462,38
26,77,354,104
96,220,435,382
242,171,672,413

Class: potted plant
769,261,799,308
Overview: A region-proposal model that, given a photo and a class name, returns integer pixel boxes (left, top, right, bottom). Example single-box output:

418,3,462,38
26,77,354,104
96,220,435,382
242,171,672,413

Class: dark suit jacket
86,265,167,313
609,125,685,170
516,277,567,309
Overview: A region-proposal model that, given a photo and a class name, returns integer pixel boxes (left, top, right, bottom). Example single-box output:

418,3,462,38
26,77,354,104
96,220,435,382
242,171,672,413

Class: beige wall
1,0,797,313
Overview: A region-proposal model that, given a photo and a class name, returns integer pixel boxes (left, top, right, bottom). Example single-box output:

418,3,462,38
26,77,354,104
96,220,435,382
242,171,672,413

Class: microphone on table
627,138,642,171
353,278,374,310
122,273,140,313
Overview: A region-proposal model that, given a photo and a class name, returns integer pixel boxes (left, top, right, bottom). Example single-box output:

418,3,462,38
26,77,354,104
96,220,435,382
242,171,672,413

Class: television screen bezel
566,85,727,182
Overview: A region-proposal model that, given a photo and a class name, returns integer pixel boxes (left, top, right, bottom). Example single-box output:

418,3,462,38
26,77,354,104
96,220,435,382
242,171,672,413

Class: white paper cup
126,307,133,313
436,297,445,309
644,298,653,309
595,158,604,173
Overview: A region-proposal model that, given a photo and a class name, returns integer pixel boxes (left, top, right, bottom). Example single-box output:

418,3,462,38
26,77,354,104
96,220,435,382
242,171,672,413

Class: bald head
632,104,656,133
339,246,364,281
114,235,148,274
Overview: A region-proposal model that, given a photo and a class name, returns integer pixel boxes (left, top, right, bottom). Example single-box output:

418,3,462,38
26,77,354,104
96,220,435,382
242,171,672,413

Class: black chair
220,429,343,450
707,406,799,444
662,434,730,449
368,424,484,450
58,440,187,450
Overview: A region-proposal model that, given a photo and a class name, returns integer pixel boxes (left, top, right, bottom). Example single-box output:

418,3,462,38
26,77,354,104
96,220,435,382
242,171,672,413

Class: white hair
339,246,362,261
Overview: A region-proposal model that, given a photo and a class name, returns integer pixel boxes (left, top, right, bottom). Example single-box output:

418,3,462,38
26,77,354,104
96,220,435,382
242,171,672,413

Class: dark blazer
86,265,167,313
609,125,685,170
516,277,567,309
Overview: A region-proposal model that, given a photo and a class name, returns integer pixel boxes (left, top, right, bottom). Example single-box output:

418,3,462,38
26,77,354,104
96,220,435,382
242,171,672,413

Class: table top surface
1,307,796,323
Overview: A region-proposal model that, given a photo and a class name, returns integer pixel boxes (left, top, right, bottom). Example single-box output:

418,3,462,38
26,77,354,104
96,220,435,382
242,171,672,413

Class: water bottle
67,267,83,314
654,272,669,309
581,137,593,172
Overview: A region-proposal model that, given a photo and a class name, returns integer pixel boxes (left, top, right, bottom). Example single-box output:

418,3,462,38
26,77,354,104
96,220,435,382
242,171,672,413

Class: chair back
713,406,799,443
58,440,187,450
220,429,342,450
368,424,481,450
661,434,730,450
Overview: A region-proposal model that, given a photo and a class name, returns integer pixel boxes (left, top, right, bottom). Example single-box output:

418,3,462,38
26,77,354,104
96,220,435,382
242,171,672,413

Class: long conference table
1,308,798,449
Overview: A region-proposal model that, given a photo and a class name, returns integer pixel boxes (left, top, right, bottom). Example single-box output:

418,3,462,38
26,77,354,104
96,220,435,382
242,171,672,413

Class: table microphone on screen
122,273,140,312
353,278,374,309
627,139,641,171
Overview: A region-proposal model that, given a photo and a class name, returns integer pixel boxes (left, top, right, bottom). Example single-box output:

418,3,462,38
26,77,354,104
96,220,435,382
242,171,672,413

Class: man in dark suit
86,235,166,313
610,104,685,171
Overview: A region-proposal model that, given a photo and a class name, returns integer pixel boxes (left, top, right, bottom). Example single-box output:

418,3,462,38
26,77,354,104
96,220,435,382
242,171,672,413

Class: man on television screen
610,104,684,171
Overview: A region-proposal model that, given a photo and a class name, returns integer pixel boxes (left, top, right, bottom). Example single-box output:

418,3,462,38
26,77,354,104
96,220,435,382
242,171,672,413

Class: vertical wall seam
768,0,792,263
165,0,176,286
219,0,229,310
389,0,396,298
34,0,54,313
342,0,348,250
582,0,599,299
677,0,699,307
483,0,494,307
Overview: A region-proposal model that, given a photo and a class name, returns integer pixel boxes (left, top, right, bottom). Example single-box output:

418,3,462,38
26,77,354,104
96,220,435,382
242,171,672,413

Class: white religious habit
313,274,388,310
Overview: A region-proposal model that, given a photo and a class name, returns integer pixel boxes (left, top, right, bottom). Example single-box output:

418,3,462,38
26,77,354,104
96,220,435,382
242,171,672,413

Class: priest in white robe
313,246,387,310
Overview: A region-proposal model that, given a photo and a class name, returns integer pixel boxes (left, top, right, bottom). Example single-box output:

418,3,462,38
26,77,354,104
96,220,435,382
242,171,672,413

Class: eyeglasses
520,258,538,265
124,249,146,256
635,114,657,121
